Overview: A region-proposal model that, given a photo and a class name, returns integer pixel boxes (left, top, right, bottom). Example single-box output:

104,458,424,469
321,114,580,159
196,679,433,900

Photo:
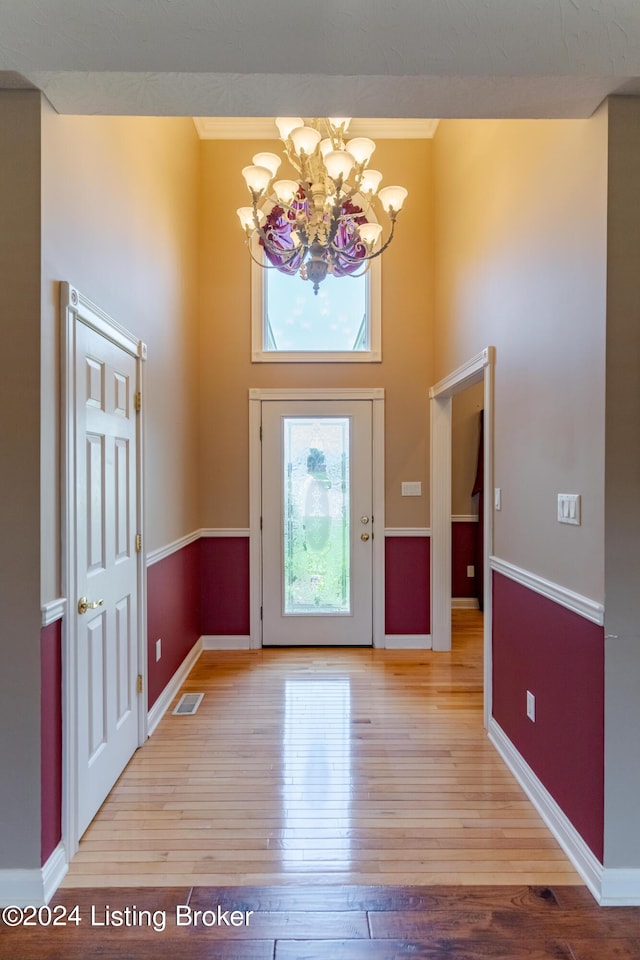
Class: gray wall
0,90,42,868
434,113,608,601
604,97,640,867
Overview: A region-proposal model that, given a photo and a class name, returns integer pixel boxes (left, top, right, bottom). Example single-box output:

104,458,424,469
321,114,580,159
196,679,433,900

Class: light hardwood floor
63,611,581,888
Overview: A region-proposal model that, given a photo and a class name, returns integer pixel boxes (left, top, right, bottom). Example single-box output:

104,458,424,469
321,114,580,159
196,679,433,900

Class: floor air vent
172,693,204,716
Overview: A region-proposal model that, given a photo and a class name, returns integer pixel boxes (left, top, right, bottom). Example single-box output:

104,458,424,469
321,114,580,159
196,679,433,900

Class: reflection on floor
63,611,581,887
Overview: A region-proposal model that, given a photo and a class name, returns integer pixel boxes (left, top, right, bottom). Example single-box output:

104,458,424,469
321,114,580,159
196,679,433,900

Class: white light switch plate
558,494,581,525
401,481,422,497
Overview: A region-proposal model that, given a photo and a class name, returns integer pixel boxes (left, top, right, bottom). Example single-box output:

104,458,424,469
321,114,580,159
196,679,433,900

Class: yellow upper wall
198,138,434,529
434,115,608,600
40,107,201,600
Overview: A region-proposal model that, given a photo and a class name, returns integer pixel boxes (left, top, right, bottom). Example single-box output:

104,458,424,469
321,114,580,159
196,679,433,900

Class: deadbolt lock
361,516,370,524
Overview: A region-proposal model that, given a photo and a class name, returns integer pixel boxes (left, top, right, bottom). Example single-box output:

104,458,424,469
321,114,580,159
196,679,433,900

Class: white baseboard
0,842,68,907
384,634,432,649
201,635,252,650
147,640,203,735
489,719,602,901
488,719,640,906
600,869,640,906
452,597,480,609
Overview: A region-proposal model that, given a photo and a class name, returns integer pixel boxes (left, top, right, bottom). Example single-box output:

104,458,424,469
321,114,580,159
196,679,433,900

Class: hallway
63,612,580,888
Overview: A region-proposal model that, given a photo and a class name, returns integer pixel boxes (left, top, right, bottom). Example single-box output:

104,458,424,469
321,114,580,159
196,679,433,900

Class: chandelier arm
328,217,397,265
340,259,373,278
244,239,304,270
248,223,307,266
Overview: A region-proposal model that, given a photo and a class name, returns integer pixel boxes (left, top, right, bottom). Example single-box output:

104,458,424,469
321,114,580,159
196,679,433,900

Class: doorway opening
430,347,495,727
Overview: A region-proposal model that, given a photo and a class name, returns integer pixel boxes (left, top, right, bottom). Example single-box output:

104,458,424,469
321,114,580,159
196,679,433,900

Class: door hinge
260,606,263,621
136,674,143,695
135,533,142,553
260,516,263,531
134,391,141,413
259,425,262,441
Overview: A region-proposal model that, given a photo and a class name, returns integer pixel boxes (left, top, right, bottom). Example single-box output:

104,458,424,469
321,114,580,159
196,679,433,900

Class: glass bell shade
275,117,304,139
378,185,408,214
242,165,272,194
273,179,299,204
324,150,355,182
252,152,281,177
236,206,265,230
328,117,352,133
359,169,383,195
358,222,383,246
346,137,375,165
289,126,322,157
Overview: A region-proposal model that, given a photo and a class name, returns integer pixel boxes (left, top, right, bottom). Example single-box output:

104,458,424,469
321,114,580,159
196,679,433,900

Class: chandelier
237,117,408,294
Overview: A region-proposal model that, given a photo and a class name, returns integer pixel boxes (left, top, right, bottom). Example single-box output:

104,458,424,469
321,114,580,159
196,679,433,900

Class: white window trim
250,237,382,363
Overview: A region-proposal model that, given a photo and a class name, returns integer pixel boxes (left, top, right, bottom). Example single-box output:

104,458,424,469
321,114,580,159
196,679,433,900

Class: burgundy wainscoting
200,536,250,637
492,571,604,861
146,539,201,709
41,619,62,865
385,536,430,635
452,521,478,598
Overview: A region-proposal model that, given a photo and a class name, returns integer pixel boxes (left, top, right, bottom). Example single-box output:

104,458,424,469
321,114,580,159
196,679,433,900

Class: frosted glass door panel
262,400,373,646
283,418,350,615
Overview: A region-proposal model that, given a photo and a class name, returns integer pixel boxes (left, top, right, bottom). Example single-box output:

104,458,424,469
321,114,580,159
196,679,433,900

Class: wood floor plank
566,941,640,960
7,885,638,960
62,612,584,888
274,939,574,959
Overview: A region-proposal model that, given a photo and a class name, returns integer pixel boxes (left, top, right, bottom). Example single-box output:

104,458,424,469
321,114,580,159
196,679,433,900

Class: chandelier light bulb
358,222,383,247
319,138,333,159
378,185,408,214
289,125,322,157
360,169,383,195
273,179,299,204
252,152,281,177
275,116,304,139
346,137,376,166
242,164,273,194
324,150,355,182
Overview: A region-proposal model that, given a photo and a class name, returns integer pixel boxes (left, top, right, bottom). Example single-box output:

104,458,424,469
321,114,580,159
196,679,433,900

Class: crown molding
193,117,439,140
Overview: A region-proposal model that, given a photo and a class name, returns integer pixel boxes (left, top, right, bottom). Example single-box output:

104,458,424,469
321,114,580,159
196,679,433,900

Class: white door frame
249,388,385,648
430,346,495,728
60,282,148,858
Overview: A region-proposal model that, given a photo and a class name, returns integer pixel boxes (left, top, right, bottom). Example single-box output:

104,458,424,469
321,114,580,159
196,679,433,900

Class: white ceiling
1,0,640,119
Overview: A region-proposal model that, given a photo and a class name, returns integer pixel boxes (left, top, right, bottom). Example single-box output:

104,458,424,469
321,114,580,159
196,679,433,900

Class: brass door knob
78,597,105,615
361,533,370,541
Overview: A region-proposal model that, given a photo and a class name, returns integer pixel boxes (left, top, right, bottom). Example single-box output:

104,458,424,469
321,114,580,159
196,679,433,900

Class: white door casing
249,388,385,648
429,346,495,727
262,400,373,646
61,283,147,854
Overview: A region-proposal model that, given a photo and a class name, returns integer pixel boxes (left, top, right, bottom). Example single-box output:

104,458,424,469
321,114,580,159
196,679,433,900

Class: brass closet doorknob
361,533,370,541
78,597,105,615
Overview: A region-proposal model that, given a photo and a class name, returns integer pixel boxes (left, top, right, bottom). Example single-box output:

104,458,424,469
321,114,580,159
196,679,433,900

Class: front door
75,319,140,837
262,400,373,645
